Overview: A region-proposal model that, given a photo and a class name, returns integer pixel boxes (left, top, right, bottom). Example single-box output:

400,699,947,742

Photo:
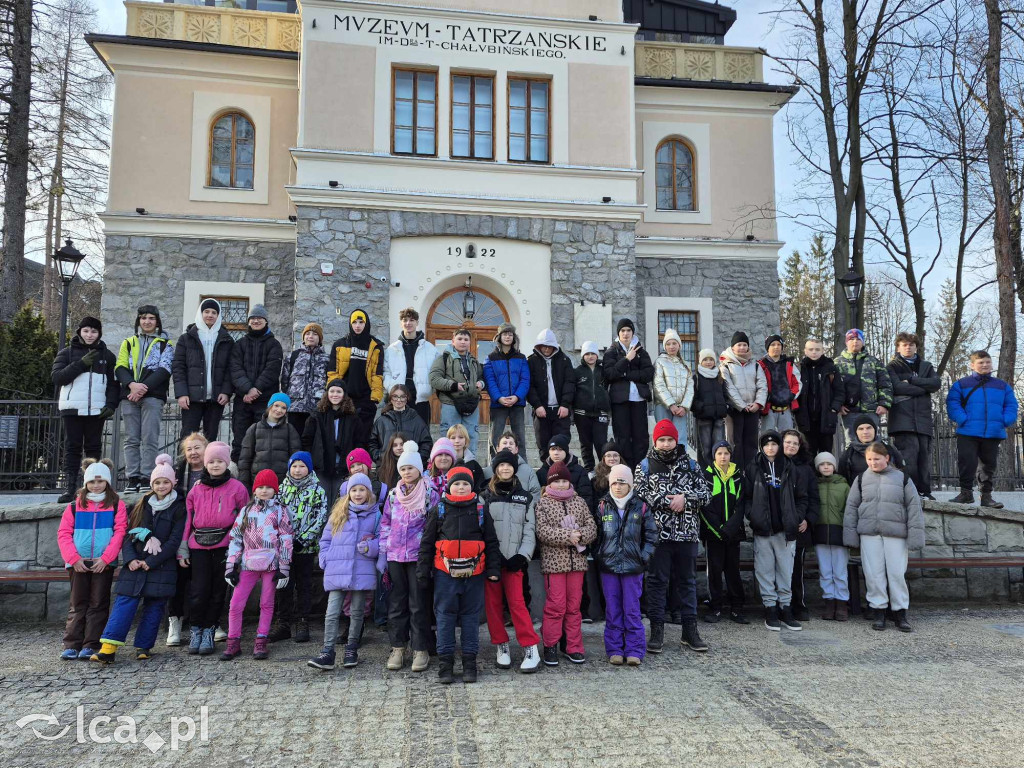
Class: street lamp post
54,239,86,351
838,265,865,330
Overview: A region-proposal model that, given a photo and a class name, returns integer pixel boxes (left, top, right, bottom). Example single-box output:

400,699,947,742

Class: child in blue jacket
483,323,530,455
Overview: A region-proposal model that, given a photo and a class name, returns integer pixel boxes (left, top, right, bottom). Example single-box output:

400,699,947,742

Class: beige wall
568,63,633,168
374,0,622,22
300,42,375,151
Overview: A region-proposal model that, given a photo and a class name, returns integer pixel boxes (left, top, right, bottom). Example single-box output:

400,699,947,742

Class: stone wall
634,256,781,354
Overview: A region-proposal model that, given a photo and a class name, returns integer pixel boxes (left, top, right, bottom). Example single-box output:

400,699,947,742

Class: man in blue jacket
946,350,1019,508
483,323,530,456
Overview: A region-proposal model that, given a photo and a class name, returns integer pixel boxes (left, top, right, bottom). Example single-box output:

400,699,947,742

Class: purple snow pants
601,572,646,659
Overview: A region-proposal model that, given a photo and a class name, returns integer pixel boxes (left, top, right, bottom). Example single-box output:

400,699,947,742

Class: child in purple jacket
308,473,381,671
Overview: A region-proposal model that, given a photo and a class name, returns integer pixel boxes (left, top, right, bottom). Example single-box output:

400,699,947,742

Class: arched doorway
426,284,509,425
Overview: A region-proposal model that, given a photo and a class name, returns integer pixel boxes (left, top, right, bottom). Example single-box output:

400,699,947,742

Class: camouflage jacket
835,350,893,412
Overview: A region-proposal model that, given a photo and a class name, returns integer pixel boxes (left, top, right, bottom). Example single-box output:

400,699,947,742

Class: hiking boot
764,605,781,631
220,637,241,661
520,645,540,674
893,609,913,633
681,619,709,652
779,605,802,631
188,626,202,655
703,609,722,624
495,642,511,669
820,599,836,620
307,647,336,670
198,628,216,655
343,644,358,668
136,649,152,660
387,647,405,670
730,610,750,625
626,656,641,666
871,608,887,631
90,642,118,664
834,601,849,622
980,493,1004,509
462,654,478,682
542,645,559,666
438,655,455,684
412,650,430,673
668,611,683,625
648,622,665,653
565,651,585,664
609,654,624,666
267,623,292,643
253,636,269,660
293,619,311,643
950,490,975,505
166,616,182,646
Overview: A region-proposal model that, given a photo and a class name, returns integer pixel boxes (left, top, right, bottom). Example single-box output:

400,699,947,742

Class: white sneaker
214,626,227,642
520,644,541,674
166,616,182,647
496,642,511,669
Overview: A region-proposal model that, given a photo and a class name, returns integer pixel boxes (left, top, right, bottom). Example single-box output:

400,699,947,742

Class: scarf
545,487,575,501
612,490,634,510
493,479,515,495
652,446,677,465
697,364,720,379
86,491,107,503
201,468,232,487
349,500,375,514
194,307,222,399
444,491,476,504
150,490,178,512
396,477,427,513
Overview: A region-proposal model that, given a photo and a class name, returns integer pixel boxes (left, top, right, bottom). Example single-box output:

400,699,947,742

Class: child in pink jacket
57,458,128,660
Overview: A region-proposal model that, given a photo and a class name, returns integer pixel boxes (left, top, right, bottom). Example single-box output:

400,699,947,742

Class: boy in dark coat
603,318,655,469
229,304,284,462
796,338,845,457
886,333,941,500
527,328,575,462
173,298,234,442
573,341,611,472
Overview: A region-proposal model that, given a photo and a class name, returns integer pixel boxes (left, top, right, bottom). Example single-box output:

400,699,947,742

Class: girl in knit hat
572,341,611,473
281,322,328,437
91,455,186,663
813,452,850,621
308,472,382,670
222,468,293,661
237,392,302,488
379,441,440,673
427,437,457,497
692,348,729,467
653,328,694,449
535,461,597,666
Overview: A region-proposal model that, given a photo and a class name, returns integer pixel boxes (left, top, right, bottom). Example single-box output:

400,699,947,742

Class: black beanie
853,414,877,433
599,441,621,459
731,331,749,347
765,334,783,351
491,449,518,473
200,298,220,314
616,318,635,334
77,316,102,335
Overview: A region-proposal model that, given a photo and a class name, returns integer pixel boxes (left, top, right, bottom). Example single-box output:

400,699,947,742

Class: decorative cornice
125,1,300,52
100,211,296,242
636,236,784,261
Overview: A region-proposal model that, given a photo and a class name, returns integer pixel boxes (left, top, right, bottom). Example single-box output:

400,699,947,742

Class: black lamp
838,266,864,308
54,239,86,351
462,276,476,320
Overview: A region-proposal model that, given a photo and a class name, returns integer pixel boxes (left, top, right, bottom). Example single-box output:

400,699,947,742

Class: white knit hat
580,340,599,356
83,460,112,486
396,440,423,474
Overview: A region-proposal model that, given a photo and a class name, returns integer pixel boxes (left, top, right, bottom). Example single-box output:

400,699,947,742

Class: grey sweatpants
122,397,163,479
759,409,795,435
859,535,910,611
324,589,368,650
753,533,795,607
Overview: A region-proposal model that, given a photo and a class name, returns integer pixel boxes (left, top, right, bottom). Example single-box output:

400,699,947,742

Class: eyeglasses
391,395,408,401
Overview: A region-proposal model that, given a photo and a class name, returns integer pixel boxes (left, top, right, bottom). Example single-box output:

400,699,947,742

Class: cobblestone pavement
2,607,1024,768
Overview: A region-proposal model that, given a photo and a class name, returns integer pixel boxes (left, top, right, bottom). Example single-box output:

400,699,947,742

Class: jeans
490,406,526,457
601,572,645,659
101,594,167,650
542,571,585,653
695,418,726,468
387,561,431,651
646,540,698,622
275,551,315,623
439,403,480,458
231,397,268,462
188,546,229,629
860,535,910,610
753,533,795,607
815,544,850,601
485,570,539,647
61,415,105,494
893,433,932,495
654,404,688,448
956,435,1000,493
326,588,368,649
179,400,224,443
122,397,164,480
533,410,572,464
704,536,744,611
727,410,760,474
574,412,609,472
434,571,485,656
611,401,649,469
227,569,276,639
63,566,115,650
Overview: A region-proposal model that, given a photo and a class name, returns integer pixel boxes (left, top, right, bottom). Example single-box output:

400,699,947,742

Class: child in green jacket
813,452,850,621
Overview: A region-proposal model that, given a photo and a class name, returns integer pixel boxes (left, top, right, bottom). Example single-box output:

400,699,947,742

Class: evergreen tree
0,303,58,397
779,233,836,355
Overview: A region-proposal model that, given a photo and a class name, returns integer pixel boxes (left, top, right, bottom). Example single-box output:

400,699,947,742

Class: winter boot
764,605,781,631
543,645,559,666
462,654,478,683
166,616,182,646
520,645,540,674
703,609,722,624
188,626,203,655
343,644,358,668
779,605,802,631
730,610,750,625
668,610,683,625
681,619,709,652
871,608,887,631
834,601,849,622
980,493,1004,509
609,655,624,666
267,623,292,643
198,627,216,655
387,647,406,670
411,650,430,673
293,619,311,643
90,642,118,664
950,489,975,505
307,647,336,670
820,599,836,621
438,655,455,684
793,605,810,622
495,642,511,669
894,609,913,633
220,637,242,661
648,622,665,653
253,635,269,659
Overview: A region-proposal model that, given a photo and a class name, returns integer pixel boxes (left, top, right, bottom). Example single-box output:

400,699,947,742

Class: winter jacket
225,497,293,575
634,446,712,543
52,335,119,417
483,454,541,505
719,348,767,411
813,474,849,546
946,372,1019,440
429,349,484,409
172,323,234,402
278,472,328,554
653,354,694,411
700,463,744,542
527,347,575,410
116,494,186,598
319,505,381,591
536,453,594,512
836,349,893,412
383,333,438,404
795,356,845,435
302,405,358,482
757,355,802,413
456,453,486,494
740,454,807,541
368,408,432,464
238,417,302,488
838,439,905,485
594,494,658,575
691,371,729,421
789,454,821,548
281,344,329,415
535,492,597,574
886,356,940,435
57,497,129,567
417,494,501,580
481,478,536,563
843,465,925,549
115,333,174,402
380,481,440,564
572,363,610,414
603,338,655,404
230,328,284,400
328,334,385,404
182,475,250,552
484,348,530,406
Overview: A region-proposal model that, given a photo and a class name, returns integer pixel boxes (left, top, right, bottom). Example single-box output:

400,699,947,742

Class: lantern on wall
462,276,476,320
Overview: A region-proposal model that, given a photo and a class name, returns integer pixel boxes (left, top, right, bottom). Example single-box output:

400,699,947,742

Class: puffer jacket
116,494,186,598
719,348,767,411
691,370,729,421
843,465,924,549
740,453,806,541
429,349,484,409
653,354,694,410
278,472,328,554
171,323,234,402
946,372,1019,440
814,473,849,546
368,407,432,464
281,344,329,414
838,439,905,485
52,335,119,416
796,355,844,434
634,446,712,543
328,323,385,404
481,477,536,562
115,333,174,402
836,349,893,412
417,493,501,580
699,462,744,542
225,497,293,574
886,356,939,435
484,346,530,406
527,343,575,410
483,454,541,505
230,328,284,400
603,337,655,404
319,504,381,591
238,417,302,487
181,473,250,552
379,480,440,564
572,362,610,414
534,492,597,574
57,497,129,566
594,493,657,575
383,332,438,404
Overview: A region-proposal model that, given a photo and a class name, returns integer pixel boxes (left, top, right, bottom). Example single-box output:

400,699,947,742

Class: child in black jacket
781,429,821,622
700,441,747,624
692,348,729,467
573,341,611,472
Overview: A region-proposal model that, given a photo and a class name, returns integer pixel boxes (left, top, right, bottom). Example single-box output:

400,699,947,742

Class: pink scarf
545,487,575,501
396,478,427,514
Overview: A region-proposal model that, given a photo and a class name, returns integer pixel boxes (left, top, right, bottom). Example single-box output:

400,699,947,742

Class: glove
273,569,288,584
276,576,289,590
98,407,115,420
143,537,162,556
128,526,152,543
381,568,392,589
505,554,529,572
80,350,98,368
225,568,240,587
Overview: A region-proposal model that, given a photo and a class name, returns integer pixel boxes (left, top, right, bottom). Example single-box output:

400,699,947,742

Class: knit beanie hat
83,459,112,486
350,309,368,325
200,298,221,314
663,328,682,350
446,466,475,492
491,449,518,473
248,304,269,321
814,452,839,471
547,433,570,454
711,440,733,458
853,414,877,432
397,440,423,473
289,451,313,474
346,448,372,471
652,419,678,443
546,461,572,486
77,316,102,334
730,331,749,347
846,328,865,342
347,472,372,494
150,453,177,485
698,348,717,364
302,322,324,343
580,340,599,357
599,441,621,459
267,392,291,410
765,334,784,351
759,431,781,449
616,317,635,334
326,378,347,394
430,438,457,463
204,441,231,466
609,464,633,488
253,469,279,493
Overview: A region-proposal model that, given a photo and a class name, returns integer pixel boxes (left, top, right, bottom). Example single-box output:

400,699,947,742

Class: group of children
55,380,927,680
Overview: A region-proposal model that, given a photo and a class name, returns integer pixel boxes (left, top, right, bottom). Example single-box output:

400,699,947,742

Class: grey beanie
248,304,269,321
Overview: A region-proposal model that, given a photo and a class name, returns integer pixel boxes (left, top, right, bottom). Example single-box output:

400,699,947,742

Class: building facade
90,0,795,373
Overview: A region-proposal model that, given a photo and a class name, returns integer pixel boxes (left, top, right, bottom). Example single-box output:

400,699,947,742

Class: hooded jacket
281,343,329,414
238,416,303,487
843,464,925,549
603,336,655,404
719,347,767,411
52,335,120,417
700,462,744,542
428,346,484,409
114,310,173,402
814,473,849,546
230,326,284,401
417,493,502,580
886,354,940,435
594,493,658,575
795,355,845,434
319,505,381,591
946,372,1019,440
116,494,186,598
526,330,575,410
740,435,807,541
278,472,329,554
225,496,293,574
481,476,536,562
301,400,358,482
383,331,438,404
379,481,440,564
634,445,712,542
483,330,530,406
836,348,893,412
172,307,235,402
368,407,432,464
572,360,611,414
328,310,385,404
535,491,597,574
653,353,694,411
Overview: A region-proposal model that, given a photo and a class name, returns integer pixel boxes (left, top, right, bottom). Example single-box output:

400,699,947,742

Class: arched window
655,138,695,211
209,111,255,189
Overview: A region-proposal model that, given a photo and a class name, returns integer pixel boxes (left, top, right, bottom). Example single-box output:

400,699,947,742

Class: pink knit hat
430,438,457,463
150,453,177,485
609,464,633,488
204,441,231,466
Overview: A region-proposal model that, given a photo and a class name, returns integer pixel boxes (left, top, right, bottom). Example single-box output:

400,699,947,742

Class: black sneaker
342,644,358,668
764,605,781,631
307,647,336,670
681,620,709,652
542,645,559,666
648,622,665,653
779,605,802,631
703,610,722,624
730,610,750,625
565,651,585,664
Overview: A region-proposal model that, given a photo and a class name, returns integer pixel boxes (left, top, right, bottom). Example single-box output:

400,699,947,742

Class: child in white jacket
654,329,694,448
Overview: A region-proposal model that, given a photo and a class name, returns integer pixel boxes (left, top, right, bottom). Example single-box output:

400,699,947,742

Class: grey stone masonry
635,255,780,354
294,207,637,349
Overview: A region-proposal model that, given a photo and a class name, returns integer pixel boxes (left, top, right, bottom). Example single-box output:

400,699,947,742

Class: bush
0,304,59,399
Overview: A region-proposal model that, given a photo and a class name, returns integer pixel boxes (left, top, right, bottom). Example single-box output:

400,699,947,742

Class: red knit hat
652,419,678,444
546,461,572,486
445,466,474,492
253,469,279,494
